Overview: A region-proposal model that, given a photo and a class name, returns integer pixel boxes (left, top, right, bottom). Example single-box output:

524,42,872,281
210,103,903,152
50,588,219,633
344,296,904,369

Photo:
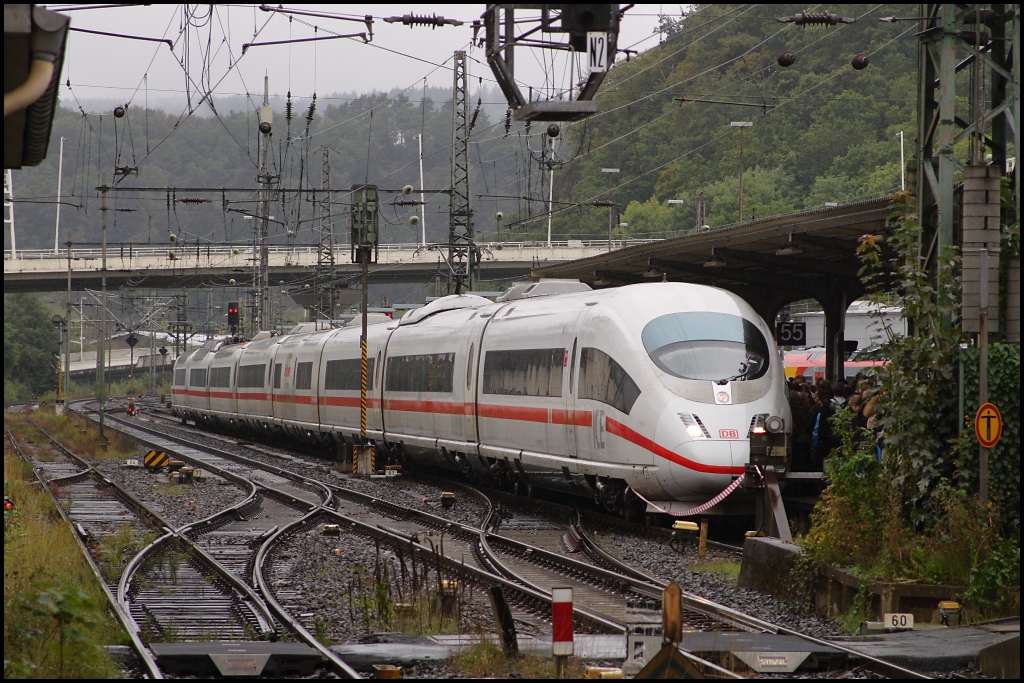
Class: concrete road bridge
3,240,622,293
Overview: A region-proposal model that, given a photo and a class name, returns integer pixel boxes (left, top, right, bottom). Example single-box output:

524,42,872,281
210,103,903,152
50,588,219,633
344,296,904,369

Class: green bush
803,194,1020,618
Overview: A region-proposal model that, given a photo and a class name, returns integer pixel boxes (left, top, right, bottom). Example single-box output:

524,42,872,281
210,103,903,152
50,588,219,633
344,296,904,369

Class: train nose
655,407,745,499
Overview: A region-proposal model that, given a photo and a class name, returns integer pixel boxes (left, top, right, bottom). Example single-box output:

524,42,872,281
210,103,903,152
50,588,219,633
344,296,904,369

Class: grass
9,407,140,461
4,452,128,678
688,560,742,584
449,637,589,678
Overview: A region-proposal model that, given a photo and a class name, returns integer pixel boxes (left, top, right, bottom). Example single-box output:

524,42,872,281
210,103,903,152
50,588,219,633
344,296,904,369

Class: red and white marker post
552,587,573,677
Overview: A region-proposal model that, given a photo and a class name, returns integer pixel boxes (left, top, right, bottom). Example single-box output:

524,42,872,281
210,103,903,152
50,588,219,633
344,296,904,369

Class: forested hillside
8,4,918,252
538,2,918,241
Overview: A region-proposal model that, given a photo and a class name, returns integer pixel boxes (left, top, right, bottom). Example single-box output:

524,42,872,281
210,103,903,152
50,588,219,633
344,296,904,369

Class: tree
4,294,59,397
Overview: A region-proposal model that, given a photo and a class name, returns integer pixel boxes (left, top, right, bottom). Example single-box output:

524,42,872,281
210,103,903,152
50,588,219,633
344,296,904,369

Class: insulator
285,91,293,124
851,53,870,70
777,11,854,26
180,196,209,204
777,50,796,67
306,94,316,125
469,98,481,131
386,13,462,29
504,108,512,138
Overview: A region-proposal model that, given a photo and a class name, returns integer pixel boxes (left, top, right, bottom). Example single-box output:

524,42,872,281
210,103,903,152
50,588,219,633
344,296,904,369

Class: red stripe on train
605,417,744,475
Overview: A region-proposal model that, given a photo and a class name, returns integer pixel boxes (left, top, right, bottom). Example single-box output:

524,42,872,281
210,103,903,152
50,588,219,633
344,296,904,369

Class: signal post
351,185,379,477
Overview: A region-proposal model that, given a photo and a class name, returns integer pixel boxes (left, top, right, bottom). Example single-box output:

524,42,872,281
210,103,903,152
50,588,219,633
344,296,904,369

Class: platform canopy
532,196,897,382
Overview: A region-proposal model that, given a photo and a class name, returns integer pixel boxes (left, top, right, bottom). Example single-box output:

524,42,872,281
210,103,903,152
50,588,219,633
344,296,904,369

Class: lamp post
667,199,685,235
730,122,752,223
601,168,620,251
897,131,905,190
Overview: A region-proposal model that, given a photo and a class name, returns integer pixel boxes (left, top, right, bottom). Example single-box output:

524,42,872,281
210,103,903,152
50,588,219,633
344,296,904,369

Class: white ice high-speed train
172,282,791,517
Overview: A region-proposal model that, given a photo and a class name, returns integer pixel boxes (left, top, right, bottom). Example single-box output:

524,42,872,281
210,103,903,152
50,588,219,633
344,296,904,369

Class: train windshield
642,312,770,382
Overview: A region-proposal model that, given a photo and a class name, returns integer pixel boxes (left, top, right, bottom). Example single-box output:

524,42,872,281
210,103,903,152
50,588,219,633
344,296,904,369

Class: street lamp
667,199,685,235
601,168,620,251
730,122,752,223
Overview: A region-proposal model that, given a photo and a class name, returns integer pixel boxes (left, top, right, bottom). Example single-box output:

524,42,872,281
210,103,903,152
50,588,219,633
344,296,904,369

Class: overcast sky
52,4,673,111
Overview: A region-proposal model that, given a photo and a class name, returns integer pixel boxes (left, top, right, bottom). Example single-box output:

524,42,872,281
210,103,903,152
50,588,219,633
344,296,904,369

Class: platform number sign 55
776,322,806,346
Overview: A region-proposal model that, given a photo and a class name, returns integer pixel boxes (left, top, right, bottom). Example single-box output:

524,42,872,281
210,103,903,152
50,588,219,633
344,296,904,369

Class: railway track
95,404,930,678
7,409,361,679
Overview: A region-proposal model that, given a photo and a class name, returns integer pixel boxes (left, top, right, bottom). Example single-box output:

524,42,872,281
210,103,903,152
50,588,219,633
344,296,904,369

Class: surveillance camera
547,123,560,138
229,279,236,285
409,215,419,226
169,233,177,242
287,230,295,238
403,184,414,195
495,211,504,221
259,121,272,135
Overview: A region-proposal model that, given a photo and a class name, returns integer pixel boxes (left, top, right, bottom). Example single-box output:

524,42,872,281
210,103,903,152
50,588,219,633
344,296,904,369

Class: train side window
568,339,578,394
237,364,266,388
174,368,186,386
385,353,455,393
466,343,475,390
209,367,231,388
189,368,208,387
579,348,641,414
273,363,282,389
294,362,313,390
325,358,376,391
482,348,563,397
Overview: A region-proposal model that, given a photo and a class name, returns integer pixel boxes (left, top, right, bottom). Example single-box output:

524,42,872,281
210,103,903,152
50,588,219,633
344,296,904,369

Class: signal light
227,301,239,329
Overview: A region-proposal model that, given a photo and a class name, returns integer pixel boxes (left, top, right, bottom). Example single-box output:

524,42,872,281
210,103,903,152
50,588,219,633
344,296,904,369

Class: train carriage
382,296,491,460
207,342,244,427
318,322,389,445
234,337,279,432
172,282,791,518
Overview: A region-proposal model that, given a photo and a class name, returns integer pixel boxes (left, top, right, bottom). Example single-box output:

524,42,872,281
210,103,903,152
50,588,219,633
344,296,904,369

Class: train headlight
715,391,731,405
686,424,705,439
765,415,785,433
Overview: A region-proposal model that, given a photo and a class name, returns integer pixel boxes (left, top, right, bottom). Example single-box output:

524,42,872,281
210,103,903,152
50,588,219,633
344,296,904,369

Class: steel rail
3,421,164,679
570,520,931,679
79,407,362,679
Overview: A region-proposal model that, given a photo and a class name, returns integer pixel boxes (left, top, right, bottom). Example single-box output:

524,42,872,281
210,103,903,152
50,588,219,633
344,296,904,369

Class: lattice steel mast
448,50,477,293
315,145,335,326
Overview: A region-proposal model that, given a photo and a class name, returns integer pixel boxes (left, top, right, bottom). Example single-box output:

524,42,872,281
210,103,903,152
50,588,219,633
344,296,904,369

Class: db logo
719,429,739,439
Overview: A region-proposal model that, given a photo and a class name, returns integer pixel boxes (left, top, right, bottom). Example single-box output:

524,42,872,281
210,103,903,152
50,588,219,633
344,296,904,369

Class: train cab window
386,353,454,393
189,368,208,387
273,363,283,389
325,358,376,391
237,364,266,388
482,348,563,397
294,362,313,390
642,312,770,382
579,348,640,414
173,368,186,386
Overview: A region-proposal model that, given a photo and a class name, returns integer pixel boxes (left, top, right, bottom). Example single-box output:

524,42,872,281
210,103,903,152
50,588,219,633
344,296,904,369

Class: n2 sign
776,322,806,346
587,32,608,73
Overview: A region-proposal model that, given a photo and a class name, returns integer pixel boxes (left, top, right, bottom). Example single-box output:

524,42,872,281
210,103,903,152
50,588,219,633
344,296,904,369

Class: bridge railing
5,239,658,262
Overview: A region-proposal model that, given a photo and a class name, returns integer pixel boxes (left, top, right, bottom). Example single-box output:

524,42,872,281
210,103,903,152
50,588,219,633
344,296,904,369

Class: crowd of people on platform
787,371,882,472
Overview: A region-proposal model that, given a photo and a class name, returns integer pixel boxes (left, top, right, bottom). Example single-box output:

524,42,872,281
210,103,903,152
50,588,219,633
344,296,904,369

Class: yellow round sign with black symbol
974,403,1002,449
